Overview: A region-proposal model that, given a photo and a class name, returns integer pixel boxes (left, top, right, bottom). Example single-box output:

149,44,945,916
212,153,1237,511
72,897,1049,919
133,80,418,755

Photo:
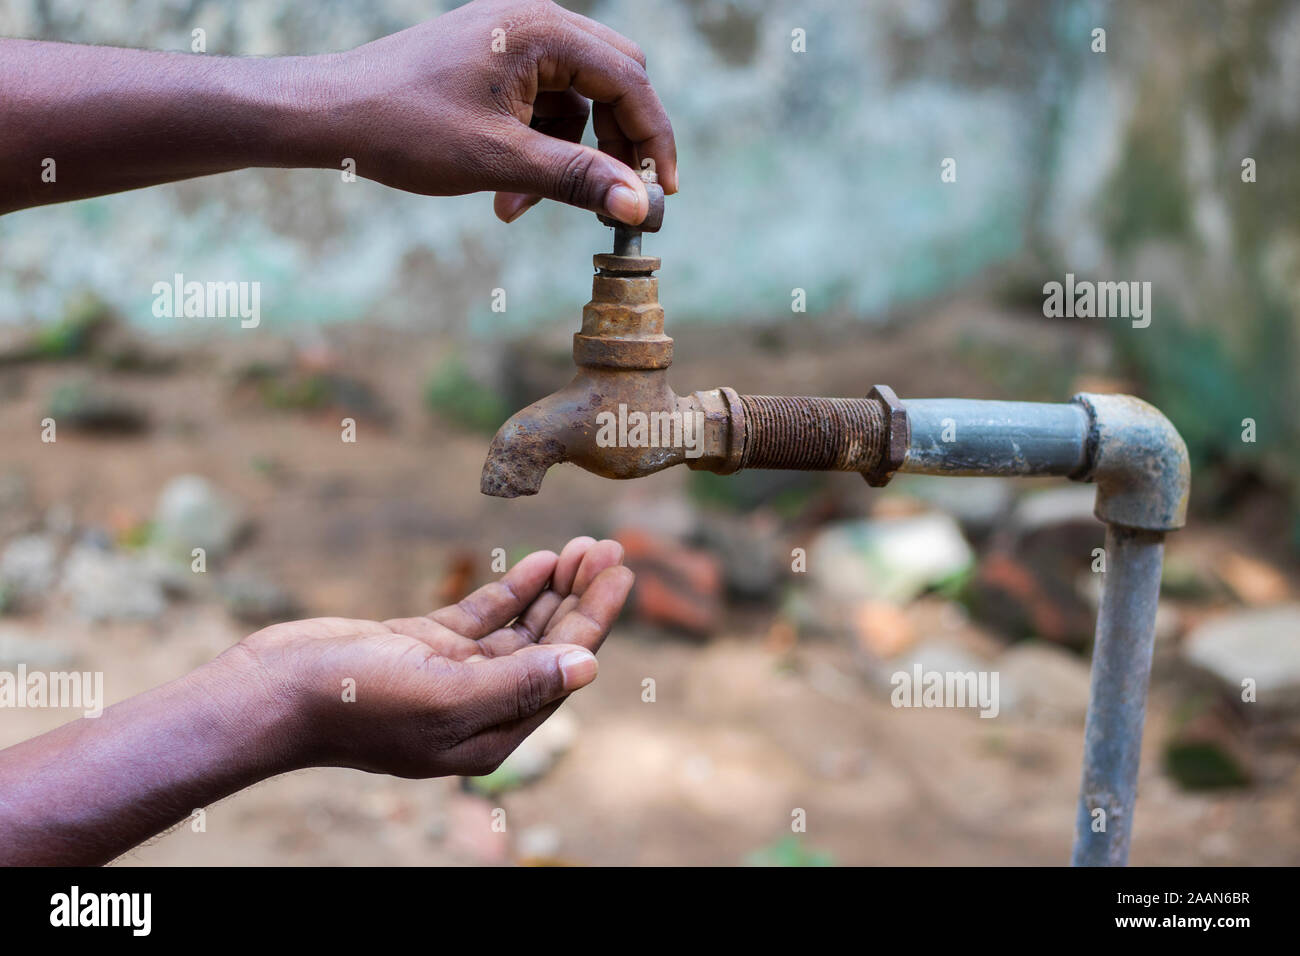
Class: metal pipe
1071,524,1165,866
901,399,1090,477
896,394,1187,865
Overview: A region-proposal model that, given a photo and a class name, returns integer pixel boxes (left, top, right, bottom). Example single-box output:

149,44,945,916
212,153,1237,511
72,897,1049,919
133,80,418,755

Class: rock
1009,485,1099,533
0,625,75,669
60,544,167,622
971,551,1097,646
152,475,243,561
866,637,988,696
997,642,1092,724
443,792,509,865
0,533,60,603
615,527,723,636
1214,551,1291,606
889,475,1015,534
609,491,697,541
849,599,917,659
219,572,299,626
516,824,562,860
0,471,35,538
467,708,578,795
1183,605,1300,713
694,512,785,602
47,382,149,434
809,512,974,605
966,487,1104,647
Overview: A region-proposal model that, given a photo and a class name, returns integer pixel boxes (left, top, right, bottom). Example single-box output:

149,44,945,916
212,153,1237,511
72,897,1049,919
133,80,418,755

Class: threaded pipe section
738,395,887,472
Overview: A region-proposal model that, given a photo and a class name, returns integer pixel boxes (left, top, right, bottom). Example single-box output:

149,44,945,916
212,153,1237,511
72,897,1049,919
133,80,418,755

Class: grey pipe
898,393,1189,866
902,399,1090,478
1071,525,1165,866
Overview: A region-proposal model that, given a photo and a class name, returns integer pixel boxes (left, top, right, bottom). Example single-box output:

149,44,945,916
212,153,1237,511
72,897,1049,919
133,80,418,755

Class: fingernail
502,195,540,224
558,648,598,691
605,184,643,225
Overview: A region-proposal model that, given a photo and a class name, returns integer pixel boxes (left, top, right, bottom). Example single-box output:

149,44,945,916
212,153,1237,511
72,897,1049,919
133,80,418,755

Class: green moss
30,293,113,360
1100,121,1193,253
424,356,509,435
745,835,834,868
1164,741,1250,790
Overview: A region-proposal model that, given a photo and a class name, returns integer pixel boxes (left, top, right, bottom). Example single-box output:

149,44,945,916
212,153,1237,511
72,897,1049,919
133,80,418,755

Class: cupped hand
227,537,632,779
331,0,677,225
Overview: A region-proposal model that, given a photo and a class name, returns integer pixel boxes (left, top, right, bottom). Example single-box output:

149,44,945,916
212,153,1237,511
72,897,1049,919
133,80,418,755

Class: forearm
0,39,342,215
0,649,306,865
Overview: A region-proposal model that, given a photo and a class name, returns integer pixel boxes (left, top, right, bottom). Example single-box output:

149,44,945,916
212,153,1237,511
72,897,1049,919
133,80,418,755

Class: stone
996,642,1092,724
60,544,167,622
694,512,785,602
219,572,299,626
46,382,149,434
1010,485,1099,533
615,527,723,636
889,475,1015,533
809,512,974,605
0,533,60,602
1183,605,1300,713
1214,551,1291,606
0,625,75,669
152,475,242,561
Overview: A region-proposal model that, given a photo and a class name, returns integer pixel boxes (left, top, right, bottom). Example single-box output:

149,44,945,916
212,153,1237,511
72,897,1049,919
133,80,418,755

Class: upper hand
329,0,678,225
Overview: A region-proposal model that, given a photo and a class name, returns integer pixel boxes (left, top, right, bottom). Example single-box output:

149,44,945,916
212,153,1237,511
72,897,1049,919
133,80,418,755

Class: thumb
454,643,598,734
499,127,649,225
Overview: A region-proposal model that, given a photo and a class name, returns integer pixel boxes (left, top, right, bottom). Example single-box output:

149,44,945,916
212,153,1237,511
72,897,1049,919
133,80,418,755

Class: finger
557,14,647,175
382,616,481,658
540,565,634,653
494,192,542,223
472,586,564,657
530,88,591,142
428,549,558,640
553,536,598,596
559,9,648,68
571,538,625,596
478,535,618,653
450,642,597,736
541,593,579,638
540,23,677,193
497,126,648,224
591,101,636,171
543,537,622,638
494,89,590,224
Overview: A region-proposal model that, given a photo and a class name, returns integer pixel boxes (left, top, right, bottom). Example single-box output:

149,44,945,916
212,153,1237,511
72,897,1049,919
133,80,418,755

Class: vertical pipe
1071,524,1166,866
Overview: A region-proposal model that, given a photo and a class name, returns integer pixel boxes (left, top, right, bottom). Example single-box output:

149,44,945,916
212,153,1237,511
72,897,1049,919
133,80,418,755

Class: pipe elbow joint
1072,393,1190,532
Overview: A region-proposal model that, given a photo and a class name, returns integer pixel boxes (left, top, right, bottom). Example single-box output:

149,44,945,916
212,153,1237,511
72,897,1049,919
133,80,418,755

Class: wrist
257,52,360,171
191,644,317,777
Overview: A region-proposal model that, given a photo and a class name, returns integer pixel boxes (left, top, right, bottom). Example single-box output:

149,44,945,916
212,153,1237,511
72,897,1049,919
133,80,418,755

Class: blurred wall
0,0,1089,332
2,0,1298,522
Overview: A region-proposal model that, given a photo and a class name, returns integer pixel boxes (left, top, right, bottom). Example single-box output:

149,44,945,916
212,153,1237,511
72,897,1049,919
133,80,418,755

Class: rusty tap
479,184,906,498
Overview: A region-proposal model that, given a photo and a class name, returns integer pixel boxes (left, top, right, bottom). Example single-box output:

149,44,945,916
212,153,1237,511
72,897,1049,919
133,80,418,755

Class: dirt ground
0,297,1296,866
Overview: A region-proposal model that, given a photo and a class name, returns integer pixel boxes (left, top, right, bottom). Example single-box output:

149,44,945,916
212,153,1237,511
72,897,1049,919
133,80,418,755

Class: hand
327,0,678,224
227,537,632,778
